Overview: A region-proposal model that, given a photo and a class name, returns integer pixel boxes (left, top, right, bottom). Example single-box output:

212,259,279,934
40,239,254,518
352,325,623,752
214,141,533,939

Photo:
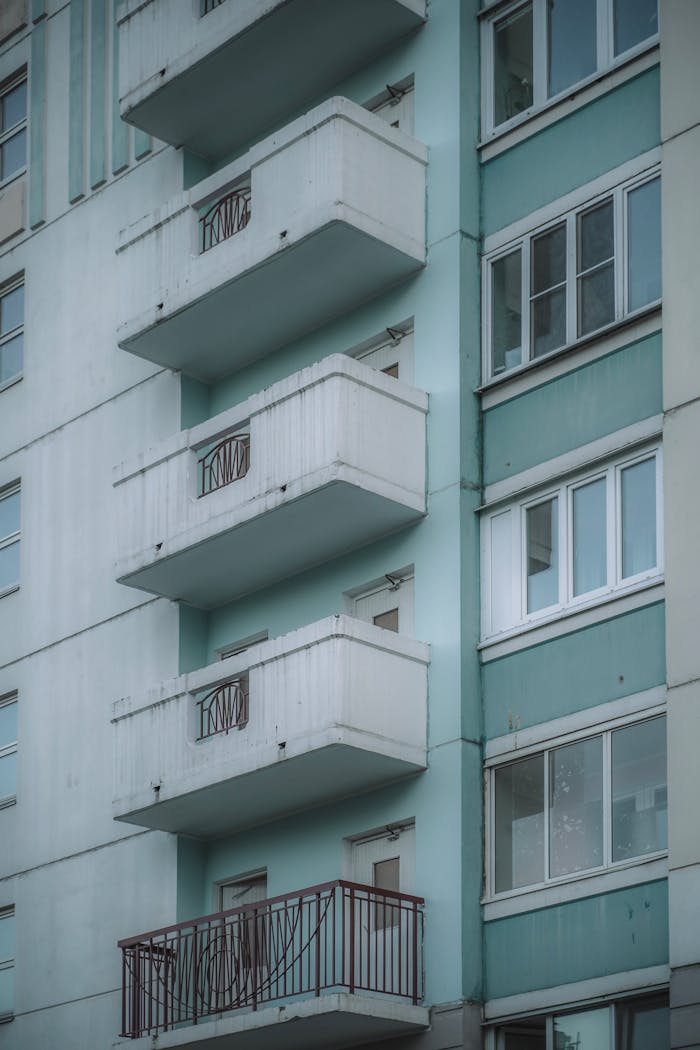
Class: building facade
0,1,694,1049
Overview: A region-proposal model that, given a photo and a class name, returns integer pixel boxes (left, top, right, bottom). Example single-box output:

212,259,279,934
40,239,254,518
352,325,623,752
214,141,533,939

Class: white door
356,329,414,384
213,874,268,1010
372,87,415,135
350,827,417,998
353,575,414,636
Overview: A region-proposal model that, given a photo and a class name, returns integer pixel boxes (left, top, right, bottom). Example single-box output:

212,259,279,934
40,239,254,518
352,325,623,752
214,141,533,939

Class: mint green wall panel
483,332,662,485
482,67,660,237
111,0,128,175
177,838,207,923
485,880,668,999
68,0,85,204
178,605,208,675
29,19,46,228
180,375,210,430
32,0,47,20
134,129,152,161
90,0,106,189
483,602,665,739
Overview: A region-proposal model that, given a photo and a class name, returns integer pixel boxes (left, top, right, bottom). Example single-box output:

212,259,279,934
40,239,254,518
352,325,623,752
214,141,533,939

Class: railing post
192,925,199,1026
412,901,418,1005
348,886,355,996
251,905,258,1011
315,892,321,996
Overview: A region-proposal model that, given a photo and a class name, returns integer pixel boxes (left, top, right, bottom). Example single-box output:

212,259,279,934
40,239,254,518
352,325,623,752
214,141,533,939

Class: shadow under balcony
112,615,428,837
113,354,427,609
116,881,428,1050
116,0,426,159
116,98,427,382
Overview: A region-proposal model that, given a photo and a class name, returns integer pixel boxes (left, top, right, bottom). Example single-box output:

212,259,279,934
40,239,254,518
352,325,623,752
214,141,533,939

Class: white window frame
0,73,27,191
481,445,662,641
0,906,14,1022
482,167,661,382
484,710,667,901
0,276,24,392
0,484,20,599
481,0,660,139
0,693,17,809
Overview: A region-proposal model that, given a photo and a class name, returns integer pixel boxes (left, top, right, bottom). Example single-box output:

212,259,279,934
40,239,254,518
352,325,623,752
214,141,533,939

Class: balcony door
350,825,416,997
215,873,268,1010
352,574,414,636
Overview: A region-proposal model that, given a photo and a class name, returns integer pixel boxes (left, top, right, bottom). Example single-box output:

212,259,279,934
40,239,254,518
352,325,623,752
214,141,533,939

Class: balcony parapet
116,97,427,381
116,0,426,159
113,354,428,608
112,615,429,837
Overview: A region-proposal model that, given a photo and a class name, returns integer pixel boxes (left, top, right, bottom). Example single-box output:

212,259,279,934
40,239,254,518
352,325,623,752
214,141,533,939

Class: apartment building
0,1,695,1049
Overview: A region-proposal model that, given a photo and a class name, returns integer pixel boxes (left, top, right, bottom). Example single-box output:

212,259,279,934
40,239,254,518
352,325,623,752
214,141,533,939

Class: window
0,279,23,389
0,907,14,1021
486,171,661,379
484,0,659,135
0,486,20,597
491,994,669,1049
490,715,666,896
0,76,27,185
0,695,17,808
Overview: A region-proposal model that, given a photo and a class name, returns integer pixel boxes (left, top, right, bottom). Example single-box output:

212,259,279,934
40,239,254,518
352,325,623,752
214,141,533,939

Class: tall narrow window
492,249,523,374
553,1007,611,1050
531,224,567,358
0,486,20,595
627,177,661,312
620,457,657,579
548,0,597,97
549,737,604,877
0,280,23,388
611,717,667,862
572,477,606,596
493,4,533,127
494,755,544,893
577,199,615,336
0,908,14,1020
613,0,658,56
526,498,558,612
0,695,17,807
0,76,26,184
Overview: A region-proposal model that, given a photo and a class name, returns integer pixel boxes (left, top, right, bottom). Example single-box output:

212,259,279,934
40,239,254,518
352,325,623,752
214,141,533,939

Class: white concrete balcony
111,615,429,837
116,0,426,159
113,354,428,608
116,98,427,382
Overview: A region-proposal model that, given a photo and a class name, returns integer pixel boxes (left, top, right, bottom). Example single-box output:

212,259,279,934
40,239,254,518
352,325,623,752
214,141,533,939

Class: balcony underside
114,734,425,837
117,476,424,609
118,222,423,382
114,992,429,1050
122,0,426,158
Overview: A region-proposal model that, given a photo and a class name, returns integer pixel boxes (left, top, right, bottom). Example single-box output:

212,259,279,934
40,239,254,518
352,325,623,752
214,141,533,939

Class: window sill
0,168,26,196
479,578,664,661
478,304,661,409
0,373,22,395
482,854,667,921
479,44,659,163
0,585,19,601
0,796,16,812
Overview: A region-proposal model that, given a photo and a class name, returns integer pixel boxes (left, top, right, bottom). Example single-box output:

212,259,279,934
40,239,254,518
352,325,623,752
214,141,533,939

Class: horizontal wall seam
0,826,154,886
8,983,120,1021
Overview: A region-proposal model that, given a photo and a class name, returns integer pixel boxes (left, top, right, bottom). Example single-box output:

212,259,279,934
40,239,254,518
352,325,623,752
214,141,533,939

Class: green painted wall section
482,66,660,237
179,375,210,430
485,879,668,999
31,0,47,20
483,601,666,739
111,0,128,175
176,838,207,922
90,0,106,189
134,129,152,160
483,331,662,485
68,0,85,204
178,605,208,676
29,19,46,228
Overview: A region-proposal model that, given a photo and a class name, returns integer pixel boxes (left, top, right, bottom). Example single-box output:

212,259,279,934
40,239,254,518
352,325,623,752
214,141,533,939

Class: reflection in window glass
572,478,606,596
500,1017,546,1049
494,3,533,127
527,498,558,612
492,250,523,374
548,0,597,97
621,458,656,579
616,996,669,1050
614,0,658,57
0,909,14,1019
612,718,667,862
577,200,615,336
554,1007,611,1050
0,490,19,541
1,83,26,134
627,178,661,312
531,224,567,357
495,756,545,893
549,737,603,877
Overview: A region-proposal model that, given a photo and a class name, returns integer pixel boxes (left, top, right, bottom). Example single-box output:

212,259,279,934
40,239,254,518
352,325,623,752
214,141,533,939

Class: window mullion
543,748,550,883
522,236,531,364
567,213,577,344
615,186,625,318
603,730,612,866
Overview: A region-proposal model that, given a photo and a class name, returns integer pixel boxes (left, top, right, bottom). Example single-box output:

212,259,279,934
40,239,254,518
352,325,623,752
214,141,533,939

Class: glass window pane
492,250,523,374
0,912,14,963
0,540,19,592
532,225,566,295
578,200,614,272
0,966,14,1017
490,510,513,633
612,718,667,862
0,285,23,335
579,262,615,336
548,0,597,97
628,177,661,312
0,752,16,801
526,498,558,612
0,333,22,384
0,701,17,748
532,288,566,357
616,996,669,1050
549,737,604,877
621,458,656,578
0,491,19,541
495,756,545,893
1,82,26,133
494,4,533,127
499,1018,547,1050
554,1007,611,1050
573,478,607,596
1,128,26,181
614,0,658,56
373,608,399,632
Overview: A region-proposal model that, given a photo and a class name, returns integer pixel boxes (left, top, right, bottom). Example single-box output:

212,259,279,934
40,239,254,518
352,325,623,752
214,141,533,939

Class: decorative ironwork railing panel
198,433,250,497
119,880,424,1038
199,186,251,253
201,0,226,15
196,677,249,741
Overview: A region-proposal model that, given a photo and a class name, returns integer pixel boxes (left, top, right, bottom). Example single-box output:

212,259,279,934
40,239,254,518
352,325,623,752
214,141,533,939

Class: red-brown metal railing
198,433,250,497
196,677,249,741
119,880,424,1038
201,0,226,15
199,185,251,253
